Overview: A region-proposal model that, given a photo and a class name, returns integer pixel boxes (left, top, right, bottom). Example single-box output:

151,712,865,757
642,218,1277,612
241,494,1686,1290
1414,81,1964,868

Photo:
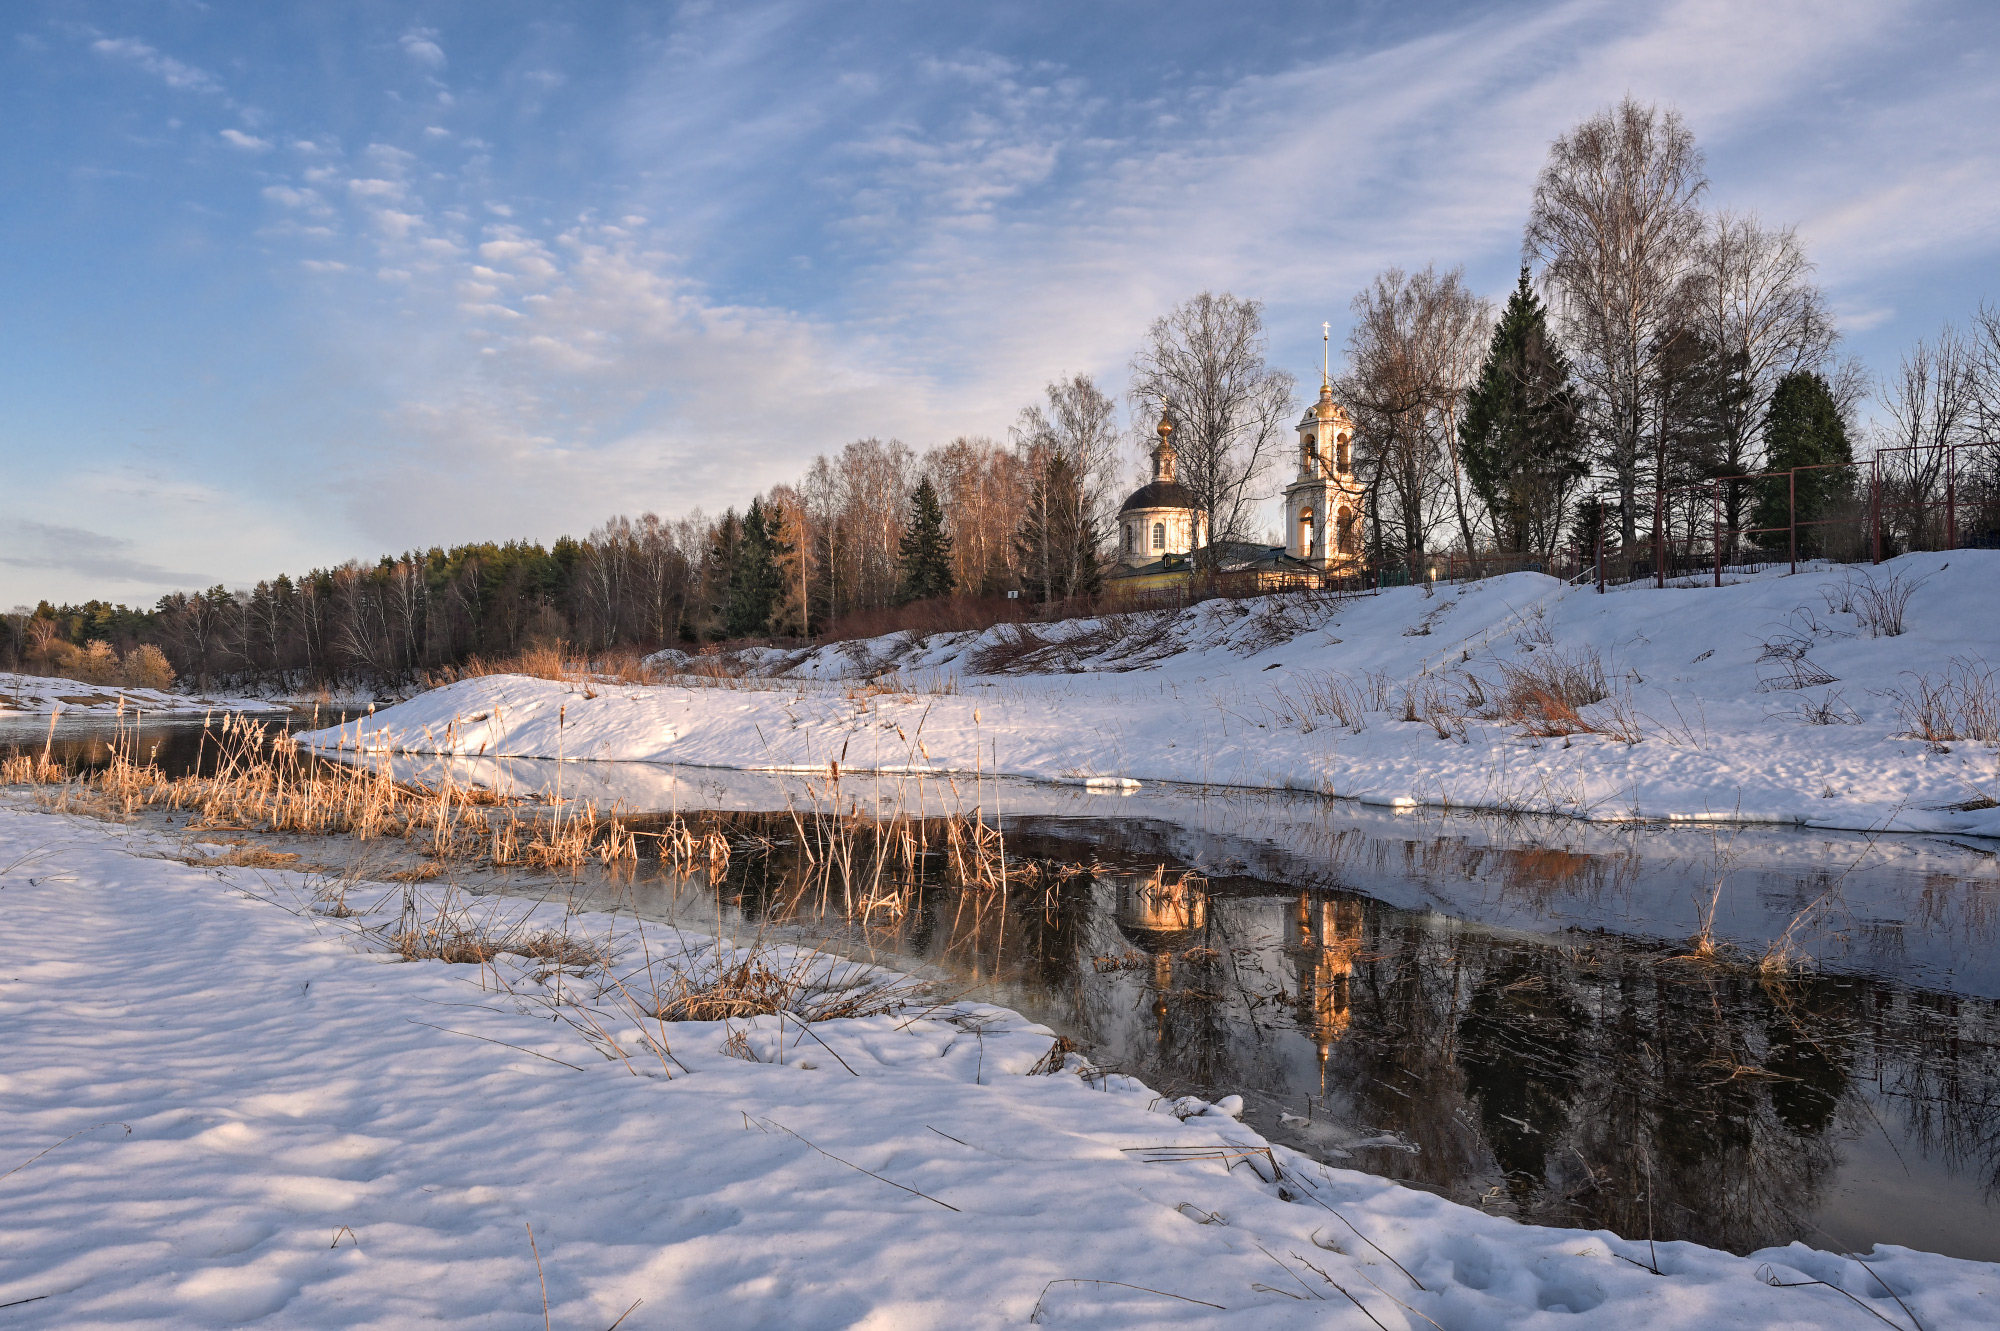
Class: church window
1152,522,1166,550
1123,523,1135,553
1337,432,1351,473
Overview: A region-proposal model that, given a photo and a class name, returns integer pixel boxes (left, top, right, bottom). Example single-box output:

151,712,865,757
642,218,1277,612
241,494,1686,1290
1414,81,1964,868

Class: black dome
1119,480,1195,514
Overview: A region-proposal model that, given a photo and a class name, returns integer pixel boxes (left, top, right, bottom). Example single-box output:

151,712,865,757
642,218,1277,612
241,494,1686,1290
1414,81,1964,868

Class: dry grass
27,711,641,874
1,752,65,785
1278,671,1369,733
1849,569,1923,638
1885,656,2000,743
1487,647,1611,736
1397,675,1469,741
637,941,914,1023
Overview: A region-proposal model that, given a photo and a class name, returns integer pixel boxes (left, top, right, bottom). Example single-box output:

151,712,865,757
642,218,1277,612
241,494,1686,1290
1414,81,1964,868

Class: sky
2,0,1996,610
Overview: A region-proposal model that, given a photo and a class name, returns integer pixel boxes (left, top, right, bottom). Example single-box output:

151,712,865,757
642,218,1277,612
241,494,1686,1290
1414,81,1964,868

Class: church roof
1119,479,1196,514
1298,384,1354,429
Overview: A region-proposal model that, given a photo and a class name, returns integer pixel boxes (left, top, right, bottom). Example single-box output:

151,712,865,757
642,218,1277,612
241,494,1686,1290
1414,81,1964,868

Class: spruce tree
1751,371,1853,556
896,479,956,603
725,499,787,637
1013,452,1100,602
1460,270,1588,555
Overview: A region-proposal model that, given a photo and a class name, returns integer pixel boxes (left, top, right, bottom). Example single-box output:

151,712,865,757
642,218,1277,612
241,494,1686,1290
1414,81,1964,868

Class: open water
6,713,1997,1263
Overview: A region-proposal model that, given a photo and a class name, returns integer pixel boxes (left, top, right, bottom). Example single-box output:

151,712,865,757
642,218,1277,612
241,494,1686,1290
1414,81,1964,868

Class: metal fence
1589,441,1999,591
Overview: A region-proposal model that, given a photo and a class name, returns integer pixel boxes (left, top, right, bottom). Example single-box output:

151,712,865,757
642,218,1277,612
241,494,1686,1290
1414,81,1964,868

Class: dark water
604,812,2000,1265
7,716,1998,1263
0,708,365,777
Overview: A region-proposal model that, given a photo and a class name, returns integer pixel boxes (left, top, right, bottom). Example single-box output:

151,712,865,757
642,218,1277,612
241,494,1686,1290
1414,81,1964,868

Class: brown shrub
1490,647,1610,735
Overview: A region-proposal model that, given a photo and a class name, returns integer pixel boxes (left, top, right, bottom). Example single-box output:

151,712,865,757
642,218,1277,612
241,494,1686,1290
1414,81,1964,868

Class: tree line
7,97,1999,689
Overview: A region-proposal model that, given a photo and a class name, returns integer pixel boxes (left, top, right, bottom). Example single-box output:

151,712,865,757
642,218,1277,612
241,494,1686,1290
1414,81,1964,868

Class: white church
1109,364,1367,597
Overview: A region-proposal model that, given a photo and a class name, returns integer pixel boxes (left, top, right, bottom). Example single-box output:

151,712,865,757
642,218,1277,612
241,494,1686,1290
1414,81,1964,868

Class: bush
121,644,176,691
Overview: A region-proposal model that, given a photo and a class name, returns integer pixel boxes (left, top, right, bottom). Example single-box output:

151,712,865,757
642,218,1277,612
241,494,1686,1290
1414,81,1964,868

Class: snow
0,673,291,718
3,804,1995,1328
298,553,2000,840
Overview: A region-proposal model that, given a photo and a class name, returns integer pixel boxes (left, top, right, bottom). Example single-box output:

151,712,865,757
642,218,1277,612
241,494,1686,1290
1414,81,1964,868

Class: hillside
299,552,2000,838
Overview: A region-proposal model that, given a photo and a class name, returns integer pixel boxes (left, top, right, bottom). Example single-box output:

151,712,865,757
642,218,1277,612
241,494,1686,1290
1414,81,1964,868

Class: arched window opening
1123,523,1135,553
1336,505,1357,554
1299,507,1316,557
1337,432,1351,473
1152,522,1166,551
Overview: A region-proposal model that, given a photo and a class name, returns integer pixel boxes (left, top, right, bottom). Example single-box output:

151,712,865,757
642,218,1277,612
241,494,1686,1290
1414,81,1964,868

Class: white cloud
220,128,271,151
262,185,321,209
400,29,446,68
90,36,222,95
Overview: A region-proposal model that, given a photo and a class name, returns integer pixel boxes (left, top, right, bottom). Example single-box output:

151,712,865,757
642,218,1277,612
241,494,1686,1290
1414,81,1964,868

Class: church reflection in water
613,808,2000,1263
1290,892,1364,1088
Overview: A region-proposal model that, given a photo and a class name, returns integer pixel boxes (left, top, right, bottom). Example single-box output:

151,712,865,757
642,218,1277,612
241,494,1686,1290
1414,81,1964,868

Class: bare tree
1012,374,1120,594
1527,98,1709,545
1686,212,1841,546
1972,302,2000,442
1340,267,1489,574
1877,324,1980,550
1130,292,1296,568
923,436,1027,595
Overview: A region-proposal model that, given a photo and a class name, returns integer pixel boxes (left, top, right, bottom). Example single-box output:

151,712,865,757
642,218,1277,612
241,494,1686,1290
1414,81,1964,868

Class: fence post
1653,487,1665,589
1871,456,1882,564
1947,444,1958,550
1712,482,1721,587
1788,468,1797,575
1595,500,1605,594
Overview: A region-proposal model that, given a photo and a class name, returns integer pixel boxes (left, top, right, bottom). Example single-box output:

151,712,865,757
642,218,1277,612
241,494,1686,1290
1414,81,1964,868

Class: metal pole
1788,468,1798,575
1654,486,1664,589
1712,482,1722,587
1947,444,1958,550
1871,455,1882,564
1595,500,1605,594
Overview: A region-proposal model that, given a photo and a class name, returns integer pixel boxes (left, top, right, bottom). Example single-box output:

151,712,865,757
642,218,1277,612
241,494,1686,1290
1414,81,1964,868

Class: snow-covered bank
3,806,1996,1328
300,553,2000,838
0,672,291,717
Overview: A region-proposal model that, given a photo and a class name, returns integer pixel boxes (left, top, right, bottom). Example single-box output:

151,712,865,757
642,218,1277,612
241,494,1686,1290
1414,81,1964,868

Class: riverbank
3,804,1995,1328
0,672,298,717
299,552,2000,839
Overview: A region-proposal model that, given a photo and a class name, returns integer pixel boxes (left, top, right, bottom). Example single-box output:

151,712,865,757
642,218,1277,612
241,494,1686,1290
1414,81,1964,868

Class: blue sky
3,0,1996,608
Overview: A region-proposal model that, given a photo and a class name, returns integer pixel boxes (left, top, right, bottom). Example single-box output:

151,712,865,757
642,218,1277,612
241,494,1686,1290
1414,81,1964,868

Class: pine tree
1752,371,1853,556
896,479,956,603
1460,270,1589,555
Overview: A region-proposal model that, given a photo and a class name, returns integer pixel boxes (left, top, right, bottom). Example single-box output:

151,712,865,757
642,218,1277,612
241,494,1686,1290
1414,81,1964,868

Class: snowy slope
0,672,291,716
298,552,2000,838
3,805,1996,1328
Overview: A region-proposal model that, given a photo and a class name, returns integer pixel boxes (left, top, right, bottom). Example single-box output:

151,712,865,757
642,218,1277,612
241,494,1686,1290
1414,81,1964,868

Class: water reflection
611,813,2000,1263
6,716,1998,1260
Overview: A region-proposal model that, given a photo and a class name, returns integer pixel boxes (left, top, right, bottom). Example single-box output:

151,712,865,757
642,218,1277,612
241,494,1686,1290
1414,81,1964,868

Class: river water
8,714,1998,1263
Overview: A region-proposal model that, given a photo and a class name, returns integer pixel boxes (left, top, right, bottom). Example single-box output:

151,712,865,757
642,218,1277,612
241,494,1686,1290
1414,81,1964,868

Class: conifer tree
1460,269,1588,555
725,499,789,637
1751,371,1852,556
1013,452,1100,602
896,479,956,603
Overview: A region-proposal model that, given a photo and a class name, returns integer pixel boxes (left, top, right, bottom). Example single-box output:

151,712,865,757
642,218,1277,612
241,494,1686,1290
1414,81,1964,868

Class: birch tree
1130,292,1296,569
1527,98,1709,546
